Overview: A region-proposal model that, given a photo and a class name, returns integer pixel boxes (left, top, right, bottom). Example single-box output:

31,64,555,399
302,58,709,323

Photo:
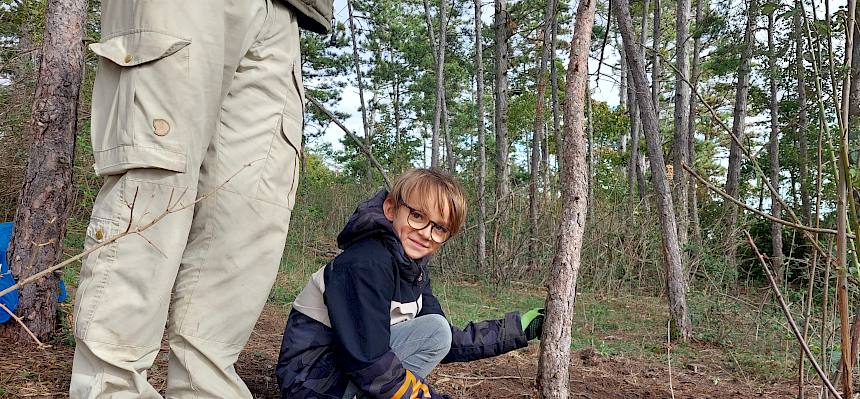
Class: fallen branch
306,95,391,189
436,373,533,381
744,230,842,399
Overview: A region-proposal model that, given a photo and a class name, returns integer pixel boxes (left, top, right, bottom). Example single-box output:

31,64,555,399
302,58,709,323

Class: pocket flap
90,31,190,67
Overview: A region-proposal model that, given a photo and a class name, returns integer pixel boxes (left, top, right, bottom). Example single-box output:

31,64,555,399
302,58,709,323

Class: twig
0,302,47,348
0,162,255,300
682,164,847,238
306,95,391,189
744,230,843,399
436,373,533,381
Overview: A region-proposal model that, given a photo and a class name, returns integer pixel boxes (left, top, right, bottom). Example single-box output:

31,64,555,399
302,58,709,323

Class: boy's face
383,194,451,260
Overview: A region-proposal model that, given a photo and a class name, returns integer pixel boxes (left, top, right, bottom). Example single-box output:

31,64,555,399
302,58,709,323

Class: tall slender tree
347,0,374,182
615,0,691,341
767,8,784,285
530,0,557,272
673,0,691,250
431,0,448,168
724,0,758,267
537,1,596,397
475,0,488,272
795,0,811,225
494,0,511,202
687,0,704,250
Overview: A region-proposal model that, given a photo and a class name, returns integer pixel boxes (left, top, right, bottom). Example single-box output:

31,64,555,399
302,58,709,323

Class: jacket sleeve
416,278,530,364
442,311,530,363
324,256,445,399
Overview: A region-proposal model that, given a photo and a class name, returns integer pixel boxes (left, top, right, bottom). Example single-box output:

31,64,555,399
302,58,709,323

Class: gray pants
342,314,452,399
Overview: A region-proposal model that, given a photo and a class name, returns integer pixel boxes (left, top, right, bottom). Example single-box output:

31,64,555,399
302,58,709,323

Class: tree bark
795,0,811,225
1,0,87,342
494,0,511,202
841,0,858,394
724,0,758,268
673,0,691,251
347,0,374,182
651,0,661,112
537,1,596,397
767,10,784,286
530,0,557,272
431,0,448,169
550,13,562,177
687,0,704,248
475,0,488,272
615,0,691,341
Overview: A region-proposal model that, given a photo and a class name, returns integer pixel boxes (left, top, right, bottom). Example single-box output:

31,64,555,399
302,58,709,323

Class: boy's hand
521,308,545,340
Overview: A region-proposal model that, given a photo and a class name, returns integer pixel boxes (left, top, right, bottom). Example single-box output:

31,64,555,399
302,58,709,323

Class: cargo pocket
73,216,119,339
257,62,304,209
89,31,192,176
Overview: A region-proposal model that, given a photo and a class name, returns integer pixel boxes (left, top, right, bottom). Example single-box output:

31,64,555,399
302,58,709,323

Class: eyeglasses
400,202,452,243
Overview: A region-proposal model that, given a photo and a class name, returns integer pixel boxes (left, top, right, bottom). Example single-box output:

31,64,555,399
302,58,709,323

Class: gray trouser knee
342,314,452,399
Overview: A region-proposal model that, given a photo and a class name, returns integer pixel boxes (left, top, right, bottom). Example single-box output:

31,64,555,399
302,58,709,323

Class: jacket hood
336,190,428,280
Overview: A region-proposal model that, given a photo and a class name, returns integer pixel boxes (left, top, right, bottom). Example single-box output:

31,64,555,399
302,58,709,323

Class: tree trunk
431,0,448,168
767,10,784,286
687,0,704,248
494,0,511,202
537,1,596,397
615,0,691,341
651,0,661,112
475,0,488,273
724,0,758,268
672,0,691,251
1,0,87,342
550,14,562,177
618,43,628,159
626,68,642,198
841,0,858,395
347,0,374,182
795,0,811,225
530,0,557,272
635,0,650,199
393,78,403,172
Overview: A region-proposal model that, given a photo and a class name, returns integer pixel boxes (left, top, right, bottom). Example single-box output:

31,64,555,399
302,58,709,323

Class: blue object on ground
0,222,19,324
0,222,68,325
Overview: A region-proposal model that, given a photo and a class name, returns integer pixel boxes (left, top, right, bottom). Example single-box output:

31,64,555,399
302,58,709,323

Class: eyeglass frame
398,201,452,243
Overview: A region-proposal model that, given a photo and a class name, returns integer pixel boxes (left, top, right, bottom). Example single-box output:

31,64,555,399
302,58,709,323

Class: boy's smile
383,195,450,260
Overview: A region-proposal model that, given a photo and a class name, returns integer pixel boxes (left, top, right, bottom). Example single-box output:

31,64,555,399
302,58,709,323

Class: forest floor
0,283,824,398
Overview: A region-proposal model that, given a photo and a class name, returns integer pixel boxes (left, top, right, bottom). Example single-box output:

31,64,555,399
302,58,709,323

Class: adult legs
165,1,303,397
69,1,301,397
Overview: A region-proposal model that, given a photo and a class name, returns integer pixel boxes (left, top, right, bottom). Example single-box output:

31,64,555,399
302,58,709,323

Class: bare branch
744,230,842,399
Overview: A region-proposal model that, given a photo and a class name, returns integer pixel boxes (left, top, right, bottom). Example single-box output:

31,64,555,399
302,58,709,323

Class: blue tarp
0,222,67,324
0,222,19,324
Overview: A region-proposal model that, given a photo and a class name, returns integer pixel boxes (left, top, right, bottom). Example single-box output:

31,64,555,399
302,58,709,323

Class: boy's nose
417,224,433,240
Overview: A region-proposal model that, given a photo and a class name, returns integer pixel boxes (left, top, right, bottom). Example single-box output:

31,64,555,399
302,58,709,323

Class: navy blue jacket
276,191,528,398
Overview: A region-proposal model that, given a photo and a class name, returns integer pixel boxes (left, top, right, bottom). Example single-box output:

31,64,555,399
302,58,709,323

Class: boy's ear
383,196,396,222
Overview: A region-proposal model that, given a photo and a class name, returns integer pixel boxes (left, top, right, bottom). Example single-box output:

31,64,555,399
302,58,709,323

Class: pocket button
124,54,133,64
95,229,104,241
153,119,171,136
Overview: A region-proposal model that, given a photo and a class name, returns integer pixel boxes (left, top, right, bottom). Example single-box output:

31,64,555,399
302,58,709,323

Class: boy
276,168,545,398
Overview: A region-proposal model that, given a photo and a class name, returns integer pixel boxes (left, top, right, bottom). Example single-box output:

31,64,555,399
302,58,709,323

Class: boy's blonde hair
389,168,467,236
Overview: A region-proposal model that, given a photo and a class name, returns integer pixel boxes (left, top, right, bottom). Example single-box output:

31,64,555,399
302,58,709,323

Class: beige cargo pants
69,1,303,398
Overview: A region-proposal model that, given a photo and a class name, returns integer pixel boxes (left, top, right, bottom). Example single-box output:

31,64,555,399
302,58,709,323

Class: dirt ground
0,304,816,398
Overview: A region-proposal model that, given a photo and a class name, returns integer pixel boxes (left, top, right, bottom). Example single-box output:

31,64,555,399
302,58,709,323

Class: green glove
521,308,545,340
